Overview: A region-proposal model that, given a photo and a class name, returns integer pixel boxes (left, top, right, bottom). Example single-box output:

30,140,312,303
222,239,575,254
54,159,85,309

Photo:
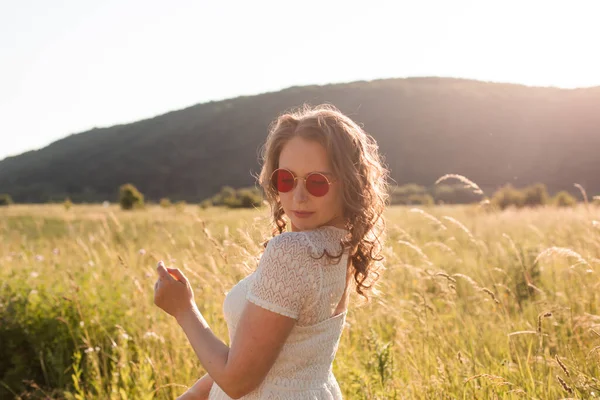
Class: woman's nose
293,180,308,203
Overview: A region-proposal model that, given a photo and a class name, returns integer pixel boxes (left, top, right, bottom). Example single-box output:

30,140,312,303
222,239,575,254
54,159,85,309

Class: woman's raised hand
153,261,197,320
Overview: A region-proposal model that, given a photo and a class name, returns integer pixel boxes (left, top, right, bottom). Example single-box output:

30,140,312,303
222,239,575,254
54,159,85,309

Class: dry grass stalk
556,375,573,394
482,288,500,304
534,247,590,268
442,216,477,244
507,330,538,337
397,240,433,266
409,208,447,230
452,273,482,290
435,272,457,283
196,217,228,262
423,241,456,256
436,356,447,382
494,283,518,302
390,224,415,242
435,174,484,195
588,345,600,358
537,312,553,334
503,233,524,268
527,282,547,298
464,373,512,386
574,183,589,206
505,388,527,396
555,355,570,377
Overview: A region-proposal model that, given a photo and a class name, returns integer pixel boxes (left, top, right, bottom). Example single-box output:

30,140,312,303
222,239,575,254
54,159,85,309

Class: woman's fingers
167,267,188,284
156,261,174,281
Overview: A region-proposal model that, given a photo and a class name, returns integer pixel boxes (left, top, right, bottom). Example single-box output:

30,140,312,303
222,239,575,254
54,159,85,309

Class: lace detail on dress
246,232,318,320
246,226,349,326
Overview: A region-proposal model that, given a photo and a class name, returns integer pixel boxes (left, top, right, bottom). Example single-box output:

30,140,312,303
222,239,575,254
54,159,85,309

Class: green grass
1,204,599,399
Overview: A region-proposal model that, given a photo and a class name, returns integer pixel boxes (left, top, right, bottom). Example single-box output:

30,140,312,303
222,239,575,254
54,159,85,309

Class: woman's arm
176,301,296,398
155,235,307,399
176,373,214,400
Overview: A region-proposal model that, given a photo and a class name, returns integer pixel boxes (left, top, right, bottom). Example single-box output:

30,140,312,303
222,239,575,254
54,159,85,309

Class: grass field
1,204,600,399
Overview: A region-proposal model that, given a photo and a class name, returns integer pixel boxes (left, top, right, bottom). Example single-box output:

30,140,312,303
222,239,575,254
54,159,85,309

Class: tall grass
1,204,599,399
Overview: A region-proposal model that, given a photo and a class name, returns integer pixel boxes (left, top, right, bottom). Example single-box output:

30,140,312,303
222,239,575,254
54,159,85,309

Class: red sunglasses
270,168,337,197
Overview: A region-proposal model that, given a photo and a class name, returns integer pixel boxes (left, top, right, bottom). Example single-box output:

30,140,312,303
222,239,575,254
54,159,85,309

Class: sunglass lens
306,173,329,197
273,169,295,192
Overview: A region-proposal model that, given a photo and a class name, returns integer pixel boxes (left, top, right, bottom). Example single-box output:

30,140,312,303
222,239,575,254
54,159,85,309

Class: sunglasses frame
270,168,337,197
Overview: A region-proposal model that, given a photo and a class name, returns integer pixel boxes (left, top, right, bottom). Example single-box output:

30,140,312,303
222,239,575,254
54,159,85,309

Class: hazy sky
1,0,599,160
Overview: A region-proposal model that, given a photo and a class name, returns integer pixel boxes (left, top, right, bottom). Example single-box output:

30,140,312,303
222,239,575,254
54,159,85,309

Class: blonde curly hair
258,104,389,302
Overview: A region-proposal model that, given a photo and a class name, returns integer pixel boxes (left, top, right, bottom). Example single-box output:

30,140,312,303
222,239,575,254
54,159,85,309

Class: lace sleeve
246,232,318,319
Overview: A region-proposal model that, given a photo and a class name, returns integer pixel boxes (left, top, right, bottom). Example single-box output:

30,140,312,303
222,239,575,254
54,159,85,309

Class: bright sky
1,0,599,161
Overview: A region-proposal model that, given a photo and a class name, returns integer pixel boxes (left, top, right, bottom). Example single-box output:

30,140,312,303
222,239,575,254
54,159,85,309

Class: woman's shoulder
262,231,312,262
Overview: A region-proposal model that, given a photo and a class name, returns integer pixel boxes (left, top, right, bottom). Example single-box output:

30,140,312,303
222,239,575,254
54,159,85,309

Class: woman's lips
293,211,314,219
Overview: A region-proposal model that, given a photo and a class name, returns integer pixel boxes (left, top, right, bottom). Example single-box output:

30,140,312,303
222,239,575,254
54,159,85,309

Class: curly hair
258,104,389,302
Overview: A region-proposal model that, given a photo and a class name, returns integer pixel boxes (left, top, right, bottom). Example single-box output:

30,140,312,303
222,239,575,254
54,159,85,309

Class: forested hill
1,77,600,203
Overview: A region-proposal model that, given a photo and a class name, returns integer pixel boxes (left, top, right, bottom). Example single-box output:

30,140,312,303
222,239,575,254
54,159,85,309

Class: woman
154,104,389,399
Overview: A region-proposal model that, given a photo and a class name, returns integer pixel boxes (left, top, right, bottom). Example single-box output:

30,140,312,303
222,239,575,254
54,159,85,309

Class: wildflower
84,347,94,354
53,248,60,255
139,249,146,255
30,272,39,278
35,255,44,262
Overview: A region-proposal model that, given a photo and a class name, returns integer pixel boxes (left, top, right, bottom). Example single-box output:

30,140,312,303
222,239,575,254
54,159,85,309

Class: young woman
154,104,389,399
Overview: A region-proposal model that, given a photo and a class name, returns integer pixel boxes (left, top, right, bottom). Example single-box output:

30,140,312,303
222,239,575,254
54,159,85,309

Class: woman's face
277,136,345,232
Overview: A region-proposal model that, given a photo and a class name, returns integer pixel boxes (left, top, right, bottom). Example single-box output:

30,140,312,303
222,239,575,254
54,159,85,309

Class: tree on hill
119,184,144,210
0,194,13,206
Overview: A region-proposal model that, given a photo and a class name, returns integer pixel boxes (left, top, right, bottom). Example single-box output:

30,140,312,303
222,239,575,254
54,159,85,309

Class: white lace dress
208,225,350,399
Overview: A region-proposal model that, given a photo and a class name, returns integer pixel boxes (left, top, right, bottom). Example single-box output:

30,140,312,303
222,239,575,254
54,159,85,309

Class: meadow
1,203,599,399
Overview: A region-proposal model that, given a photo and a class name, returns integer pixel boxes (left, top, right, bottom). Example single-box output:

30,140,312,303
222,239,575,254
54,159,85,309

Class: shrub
0,193,13,206
212,186,237,207
159,198,172,208
491,184,526,210
64,197,73,210
0,284,79,397
119,184,144,210
390,184,427,205
593,196,600,207
389,184,482,205
553,191,577,207
523,183,549,207
175,201,187,212
199,199,212,209
432,184,482,205
208,186,263,209
236,188,263,208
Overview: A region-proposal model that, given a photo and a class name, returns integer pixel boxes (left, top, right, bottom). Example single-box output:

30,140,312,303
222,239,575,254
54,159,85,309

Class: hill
1,77,599,203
